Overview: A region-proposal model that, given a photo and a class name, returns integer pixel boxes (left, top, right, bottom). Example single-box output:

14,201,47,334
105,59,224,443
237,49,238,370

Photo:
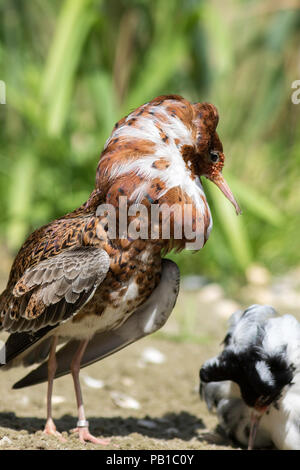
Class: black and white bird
200,304,300,450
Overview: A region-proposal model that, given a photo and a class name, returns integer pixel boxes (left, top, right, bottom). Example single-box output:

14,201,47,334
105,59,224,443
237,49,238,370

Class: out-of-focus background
0,0,300,333
0,0,300,450
1,0,300,328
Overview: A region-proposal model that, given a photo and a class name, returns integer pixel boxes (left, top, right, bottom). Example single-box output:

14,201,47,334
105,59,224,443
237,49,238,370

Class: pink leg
43,336,66,441
70,339,110,445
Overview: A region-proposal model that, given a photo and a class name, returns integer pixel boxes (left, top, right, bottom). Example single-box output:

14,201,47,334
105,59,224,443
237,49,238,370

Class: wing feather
11,259,180,387
3,247,110,333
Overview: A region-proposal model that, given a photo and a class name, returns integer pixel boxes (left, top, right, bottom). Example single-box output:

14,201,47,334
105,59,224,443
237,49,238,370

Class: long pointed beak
248,408,266,450
210,174,242,215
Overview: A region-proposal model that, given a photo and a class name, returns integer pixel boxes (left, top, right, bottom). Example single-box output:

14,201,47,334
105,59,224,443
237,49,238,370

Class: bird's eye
210,151,220,163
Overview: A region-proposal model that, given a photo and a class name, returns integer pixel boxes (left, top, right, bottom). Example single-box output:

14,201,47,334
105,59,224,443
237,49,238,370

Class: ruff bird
200,304,300,450
0,94,240,444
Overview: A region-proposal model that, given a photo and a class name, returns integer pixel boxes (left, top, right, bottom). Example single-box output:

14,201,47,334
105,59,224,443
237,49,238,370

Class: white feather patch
107,110,207,211
255,360,274,386
102,103,212,241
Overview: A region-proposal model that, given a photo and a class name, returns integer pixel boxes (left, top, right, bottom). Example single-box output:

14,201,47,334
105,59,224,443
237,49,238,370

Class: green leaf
42,0,96,136
87,71,118,137
207,179,252,270
226,174,285,227
6,152,36,250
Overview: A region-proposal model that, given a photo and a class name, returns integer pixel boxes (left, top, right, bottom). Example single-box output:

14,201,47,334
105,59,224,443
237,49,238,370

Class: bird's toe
43,419,67,442
71,426,110,445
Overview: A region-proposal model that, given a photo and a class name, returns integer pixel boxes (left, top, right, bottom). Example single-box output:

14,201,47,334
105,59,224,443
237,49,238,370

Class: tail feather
0,326,55,368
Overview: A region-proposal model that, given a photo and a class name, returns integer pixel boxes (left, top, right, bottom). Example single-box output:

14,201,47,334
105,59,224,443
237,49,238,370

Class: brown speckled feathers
0,94,239,361
0,95,241,443
0,216,110,334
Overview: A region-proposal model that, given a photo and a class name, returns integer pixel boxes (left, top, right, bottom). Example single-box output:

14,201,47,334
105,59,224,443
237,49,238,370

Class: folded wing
13,259,180,388
1,247,110,364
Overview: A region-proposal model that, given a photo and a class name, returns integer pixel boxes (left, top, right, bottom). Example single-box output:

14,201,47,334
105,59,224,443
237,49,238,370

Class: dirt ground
0,333,238,450
1,259,299,450
0,247,235,452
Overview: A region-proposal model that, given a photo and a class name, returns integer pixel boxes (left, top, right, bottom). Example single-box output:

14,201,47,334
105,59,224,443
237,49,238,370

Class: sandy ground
1,254,299,450
0,334,237,450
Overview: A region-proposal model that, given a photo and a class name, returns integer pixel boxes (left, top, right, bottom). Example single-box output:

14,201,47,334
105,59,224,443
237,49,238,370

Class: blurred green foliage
0,0,299,285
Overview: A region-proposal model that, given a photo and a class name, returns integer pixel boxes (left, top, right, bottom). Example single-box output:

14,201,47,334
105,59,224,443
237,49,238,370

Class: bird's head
191,102,240,214
240,354,294,411
97,95,240,211
200,347,294,409
94,95,240,250
200,347,294,449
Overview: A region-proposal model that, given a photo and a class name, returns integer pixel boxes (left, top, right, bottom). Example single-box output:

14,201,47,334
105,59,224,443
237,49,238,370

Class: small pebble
51,395,66,405
140,347,166,365
165,427,179,436
137,419,158,429
0,436,12,446
110,391,141,410
83,375,104,389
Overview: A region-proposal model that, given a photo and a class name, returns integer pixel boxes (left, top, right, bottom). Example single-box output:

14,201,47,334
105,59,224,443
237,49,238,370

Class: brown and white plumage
6,247,110,332
12,258,180,389
0,94,239,444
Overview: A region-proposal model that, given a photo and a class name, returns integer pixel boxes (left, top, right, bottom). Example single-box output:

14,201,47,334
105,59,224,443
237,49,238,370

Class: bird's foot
43,418,67,442
71,426,110,445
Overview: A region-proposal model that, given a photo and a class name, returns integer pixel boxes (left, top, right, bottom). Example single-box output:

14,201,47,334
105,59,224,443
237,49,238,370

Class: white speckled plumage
200,304,300,449
105,109,208,213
